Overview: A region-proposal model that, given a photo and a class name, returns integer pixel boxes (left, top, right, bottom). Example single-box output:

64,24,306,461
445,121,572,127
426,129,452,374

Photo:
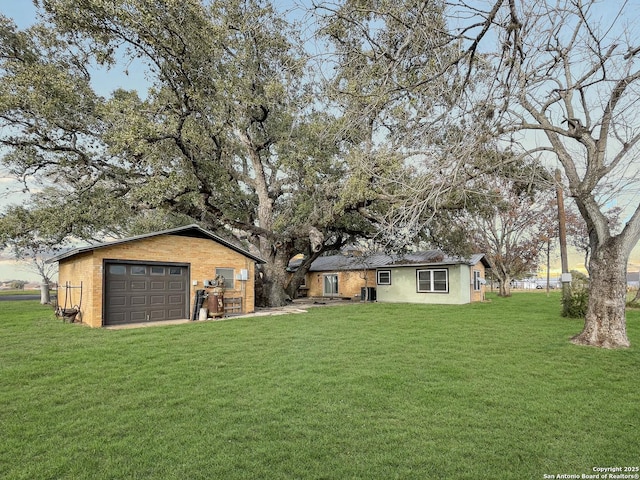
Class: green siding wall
376,265,471,305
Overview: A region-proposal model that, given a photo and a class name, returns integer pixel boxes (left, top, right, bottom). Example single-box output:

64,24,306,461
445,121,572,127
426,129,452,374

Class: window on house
323,274,339,296
151,266,165,275
473,270,481,291
131,265,146,275
417,269,449,293
377,270,391,285
169,267,182,275
215,268,235,289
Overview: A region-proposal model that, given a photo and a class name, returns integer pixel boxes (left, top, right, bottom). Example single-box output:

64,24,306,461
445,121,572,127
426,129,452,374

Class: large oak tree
0,0,387,306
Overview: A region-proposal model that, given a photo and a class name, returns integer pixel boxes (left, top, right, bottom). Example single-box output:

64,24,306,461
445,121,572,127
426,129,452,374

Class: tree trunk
40,280,51,305
255,248,292,307
284,249,324,300
571,241,630,349
498,277,511,297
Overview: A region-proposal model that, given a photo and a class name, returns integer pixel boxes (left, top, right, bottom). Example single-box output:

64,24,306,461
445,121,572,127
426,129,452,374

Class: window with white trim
473,270,482,291
377,270,391,285
215,268,235,289
417,269,449,293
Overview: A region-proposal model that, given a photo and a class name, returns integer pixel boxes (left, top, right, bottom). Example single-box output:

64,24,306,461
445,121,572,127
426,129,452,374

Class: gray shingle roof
296,250,489,272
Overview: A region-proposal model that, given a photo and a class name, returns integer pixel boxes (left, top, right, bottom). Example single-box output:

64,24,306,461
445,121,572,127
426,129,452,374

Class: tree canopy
1,0,402,305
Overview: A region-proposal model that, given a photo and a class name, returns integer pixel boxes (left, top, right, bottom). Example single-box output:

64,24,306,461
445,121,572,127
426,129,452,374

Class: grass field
1,293,639,479
0,289,41,296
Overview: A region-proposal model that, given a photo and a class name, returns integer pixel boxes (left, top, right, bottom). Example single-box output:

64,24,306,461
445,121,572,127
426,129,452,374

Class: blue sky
0,0,151,96
0,0,36,27
0,1,154,281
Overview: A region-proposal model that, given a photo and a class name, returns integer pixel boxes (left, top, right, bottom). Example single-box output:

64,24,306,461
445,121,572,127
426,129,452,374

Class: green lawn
0,289,40,296
1,294,639,480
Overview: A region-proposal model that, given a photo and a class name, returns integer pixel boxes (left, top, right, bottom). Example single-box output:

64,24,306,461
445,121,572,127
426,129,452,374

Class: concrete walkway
104,298,359,330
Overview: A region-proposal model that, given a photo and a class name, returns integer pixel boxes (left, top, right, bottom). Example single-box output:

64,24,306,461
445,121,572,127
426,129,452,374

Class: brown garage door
104,261,189,325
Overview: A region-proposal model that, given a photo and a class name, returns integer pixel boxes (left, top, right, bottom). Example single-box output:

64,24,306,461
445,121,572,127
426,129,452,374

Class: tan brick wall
305,269,376,299
57,251,95,325
57,233,257,327
470,262,487,303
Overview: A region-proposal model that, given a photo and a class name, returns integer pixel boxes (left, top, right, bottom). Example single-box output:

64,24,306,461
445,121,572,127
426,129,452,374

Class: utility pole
556,169,571,314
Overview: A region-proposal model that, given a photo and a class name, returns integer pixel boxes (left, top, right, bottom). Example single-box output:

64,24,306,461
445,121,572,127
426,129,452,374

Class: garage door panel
149,309,167,321
104,262,188,326
108,295,127,307
130,280,147,290
130,311,147,322
150,281,166,290
109,280,127,291
130,295,147,306
150,295,166,305
108,312,127,323
168,294,183,305
167,307,184,318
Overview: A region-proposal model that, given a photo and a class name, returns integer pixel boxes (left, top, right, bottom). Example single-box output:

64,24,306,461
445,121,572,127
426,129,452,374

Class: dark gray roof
307,253,394,271
293,250,489,272
47,224,266,264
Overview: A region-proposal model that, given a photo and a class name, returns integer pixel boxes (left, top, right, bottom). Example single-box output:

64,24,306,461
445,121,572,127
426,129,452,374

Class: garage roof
47,224,266,264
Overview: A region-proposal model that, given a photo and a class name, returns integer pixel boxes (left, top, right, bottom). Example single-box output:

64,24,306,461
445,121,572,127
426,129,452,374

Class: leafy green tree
0,1,380,306
315,0,478,249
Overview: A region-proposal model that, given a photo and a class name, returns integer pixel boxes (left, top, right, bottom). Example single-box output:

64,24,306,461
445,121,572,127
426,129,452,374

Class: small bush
9,280,27,290
562,270,589,318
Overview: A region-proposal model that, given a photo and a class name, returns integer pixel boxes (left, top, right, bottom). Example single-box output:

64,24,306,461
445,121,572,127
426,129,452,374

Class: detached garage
48,224,265,327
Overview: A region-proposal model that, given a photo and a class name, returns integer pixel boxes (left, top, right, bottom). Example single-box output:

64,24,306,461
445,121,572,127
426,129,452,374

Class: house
291,253,386,300
47,225,265,327
374,251,490,305
291,250,489,304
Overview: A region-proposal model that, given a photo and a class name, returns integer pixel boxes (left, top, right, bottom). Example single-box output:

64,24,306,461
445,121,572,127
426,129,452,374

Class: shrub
9,280,27,290
561,270,589,318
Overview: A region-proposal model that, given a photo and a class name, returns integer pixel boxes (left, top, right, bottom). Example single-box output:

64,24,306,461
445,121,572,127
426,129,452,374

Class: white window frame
377,270,391,285
323,274,339,296
215,268,235,290
416,269,449,293
473,270,482,291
